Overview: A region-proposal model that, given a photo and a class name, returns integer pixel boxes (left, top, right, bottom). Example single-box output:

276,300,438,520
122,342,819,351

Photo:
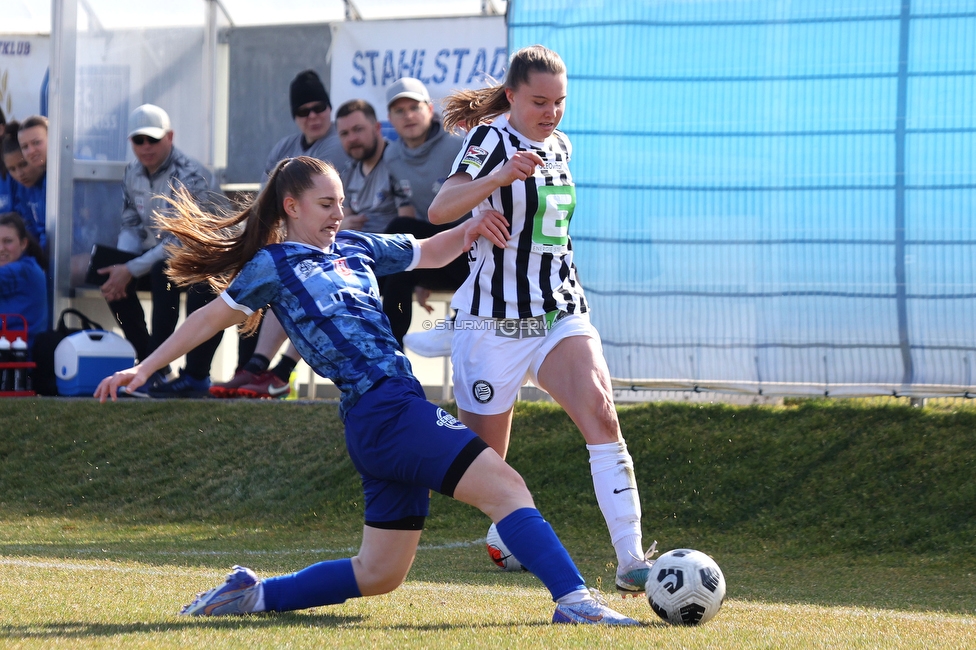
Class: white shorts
451,310,602,415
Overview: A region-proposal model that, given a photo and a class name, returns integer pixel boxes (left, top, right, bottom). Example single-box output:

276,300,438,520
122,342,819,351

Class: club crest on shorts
435,408,466,429
472,380,494,404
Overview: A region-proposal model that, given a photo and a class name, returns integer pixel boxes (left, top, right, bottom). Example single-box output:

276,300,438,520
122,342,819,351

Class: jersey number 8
531,185,576,251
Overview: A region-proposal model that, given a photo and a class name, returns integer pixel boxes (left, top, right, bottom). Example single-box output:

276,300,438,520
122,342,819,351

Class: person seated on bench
96,104,227,398
0,212,48,354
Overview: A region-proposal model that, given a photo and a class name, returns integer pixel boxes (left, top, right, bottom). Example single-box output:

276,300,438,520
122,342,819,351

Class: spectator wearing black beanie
263,68,348,182
290,70,331,117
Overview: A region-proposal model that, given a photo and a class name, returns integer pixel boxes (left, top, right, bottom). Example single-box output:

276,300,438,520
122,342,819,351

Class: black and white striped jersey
450,115,588,319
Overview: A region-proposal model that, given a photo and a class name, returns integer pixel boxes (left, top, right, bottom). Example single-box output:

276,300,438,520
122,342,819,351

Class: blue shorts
344,375,489,530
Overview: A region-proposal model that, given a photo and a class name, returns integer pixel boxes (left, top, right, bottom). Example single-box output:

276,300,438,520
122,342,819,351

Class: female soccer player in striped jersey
94,156,637,625
428,45,656,596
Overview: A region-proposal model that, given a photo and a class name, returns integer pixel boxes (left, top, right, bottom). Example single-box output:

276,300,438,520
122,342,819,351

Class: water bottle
0,335,10,392
11,337,28,392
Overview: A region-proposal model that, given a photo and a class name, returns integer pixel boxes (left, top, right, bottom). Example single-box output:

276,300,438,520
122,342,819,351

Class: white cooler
54,330,136,396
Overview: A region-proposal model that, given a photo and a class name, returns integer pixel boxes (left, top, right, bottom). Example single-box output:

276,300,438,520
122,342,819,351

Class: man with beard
335,100,406,233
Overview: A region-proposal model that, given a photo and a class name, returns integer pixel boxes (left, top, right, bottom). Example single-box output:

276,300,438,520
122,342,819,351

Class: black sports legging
108,259,223,380
381,217,470,345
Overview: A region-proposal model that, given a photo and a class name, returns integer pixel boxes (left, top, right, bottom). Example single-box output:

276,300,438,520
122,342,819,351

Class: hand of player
99,264,133,302
464,208,509,251
94,365,148,402
497,151,544,185
414,287,435,314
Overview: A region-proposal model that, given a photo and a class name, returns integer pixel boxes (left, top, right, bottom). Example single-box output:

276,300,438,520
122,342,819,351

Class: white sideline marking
0,558,202,577
3,554,974,626
0,547,536,601
728,601,976,626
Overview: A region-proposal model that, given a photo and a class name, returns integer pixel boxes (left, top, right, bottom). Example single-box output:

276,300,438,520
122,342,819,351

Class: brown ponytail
442,45,567,133
163,156,337,334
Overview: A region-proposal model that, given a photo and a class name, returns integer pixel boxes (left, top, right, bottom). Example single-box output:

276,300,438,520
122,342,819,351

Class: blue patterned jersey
222,231,421,418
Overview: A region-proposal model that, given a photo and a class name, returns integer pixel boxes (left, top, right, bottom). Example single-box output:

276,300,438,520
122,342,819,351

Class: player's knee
367,571,407,596
492,466,535,512
353,560,409,596
481,464,534,515
497,466,529,499
598,391,619,424
584,395,621,443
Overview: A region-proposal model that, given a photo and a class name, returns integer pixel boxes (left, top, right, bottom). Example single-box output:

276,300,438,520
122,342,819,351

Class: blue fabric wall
509,0,976,395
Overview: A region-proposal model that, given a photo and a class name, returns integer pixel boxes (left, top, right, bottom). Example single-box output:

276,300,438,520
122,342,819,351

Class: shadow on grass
0,616,356,640
0,614,586,640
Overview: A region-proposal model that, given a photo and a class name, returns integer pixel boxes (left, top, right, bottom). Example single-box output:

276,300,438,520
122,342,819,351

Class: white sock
587,441,644,568
556,588,592,605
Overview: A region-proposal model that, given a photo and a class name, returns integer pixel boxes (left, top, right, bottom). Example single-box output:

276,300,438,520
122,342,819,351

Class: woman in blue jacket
0,212,48,352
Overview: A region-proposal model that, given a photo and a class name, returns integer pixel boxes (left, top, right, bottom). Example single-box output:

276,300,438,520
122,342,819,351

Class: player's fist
501,151,544,183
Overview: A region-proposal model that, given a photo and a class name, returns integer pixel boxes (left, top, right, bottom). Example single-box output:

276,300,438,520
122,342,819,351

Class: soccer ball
646,549,726,625
485,523,526,571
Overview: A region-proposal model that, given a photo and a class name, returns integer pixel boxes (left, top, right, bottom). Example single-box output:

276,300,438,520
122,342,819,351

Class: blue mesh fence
509,0,976,397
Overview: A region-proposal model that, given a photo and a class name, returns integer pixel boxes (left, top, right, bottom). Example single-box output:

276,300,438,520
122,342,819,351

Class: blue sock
496,507,586,601
262,558,362,612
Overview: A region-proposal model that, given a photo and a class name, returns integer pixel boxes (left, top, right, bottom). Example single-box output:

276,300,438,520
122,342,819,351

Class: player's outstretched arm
416,208,509,269
428,151,543,225
94,298,245,402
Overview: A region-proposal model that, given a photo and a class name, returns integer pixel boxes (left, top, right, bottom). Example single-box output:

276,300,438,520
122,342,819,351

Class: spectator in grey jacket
97,104,226,398
263,70,351,182
336,99,405,234
382,78,469,351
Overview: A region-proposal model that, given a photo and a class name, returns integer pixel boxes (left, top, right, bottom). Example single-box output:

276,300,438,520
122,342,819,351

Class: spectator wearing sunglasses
96,103,228,398
263,70,351,183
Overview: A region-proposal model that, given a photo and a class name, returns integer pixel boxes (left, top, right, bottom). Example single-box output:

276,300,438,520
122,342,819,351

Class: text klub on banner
0,35,49,120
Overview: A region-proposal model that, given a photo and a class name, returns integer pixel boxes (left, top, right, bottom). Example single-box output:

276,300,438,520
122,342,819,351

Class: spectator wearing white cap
96,103,228,398
382,78,469,353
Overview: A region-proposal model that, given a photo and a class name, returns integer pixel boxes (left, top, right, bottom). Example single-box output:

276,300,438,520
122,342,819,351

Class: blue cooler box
54,330,136,396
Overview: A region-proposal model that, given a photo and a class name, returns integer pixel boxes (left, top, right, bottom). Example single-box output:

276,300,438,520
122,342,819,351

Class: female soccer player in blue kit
428,45,656,596
95,155,638,625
